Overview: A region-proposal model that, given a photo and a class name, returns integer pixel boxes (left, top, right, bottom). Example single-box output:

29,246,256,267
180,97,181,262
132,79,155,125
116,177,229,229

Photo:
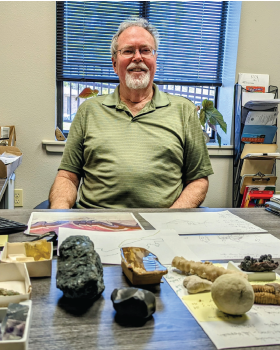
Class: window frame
56,1,232,143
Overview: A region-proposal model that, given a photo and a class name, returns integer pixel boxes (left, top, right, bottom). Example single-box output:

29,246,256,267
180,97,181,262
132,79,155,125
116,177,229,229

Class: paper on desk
0,235,8,248
185,295,280,349
25,211,143,235
57,227,199,264
182,233,280,260
139,211,267,235
245,111,278,125
164,265,280,349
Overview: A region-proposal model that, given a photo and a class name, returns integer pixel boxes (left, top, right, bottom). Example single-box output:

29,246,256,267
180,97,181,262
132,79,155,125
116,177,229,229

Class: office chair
34,200,50,209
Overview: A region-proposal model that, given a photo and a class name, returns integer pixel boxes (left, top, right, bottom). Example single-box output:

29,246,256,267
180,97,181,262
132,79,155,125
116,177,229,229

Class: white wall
0,1,279,209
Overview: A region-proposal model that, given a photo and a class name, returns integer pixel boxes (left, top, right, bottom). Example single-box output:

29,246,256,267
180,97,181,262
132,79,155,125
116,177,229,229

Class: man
49,18,213,209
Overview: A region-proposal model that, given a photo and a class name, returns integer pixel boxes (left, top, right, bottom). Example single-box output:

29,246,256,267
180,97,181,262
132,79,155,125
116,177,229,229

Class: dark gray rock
57,235,105,299
111,287,156,319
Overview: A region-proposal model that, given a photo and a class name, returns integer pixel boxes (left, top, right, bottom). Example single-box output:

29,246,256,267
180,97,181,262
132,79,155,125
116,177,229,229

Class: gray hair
111,17,160,58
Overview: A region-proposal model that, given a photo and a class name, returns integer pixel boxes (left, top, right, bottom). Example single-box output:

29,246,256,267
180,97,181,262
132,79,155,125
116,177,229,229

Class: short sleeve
183,103,214,181
58,107,85,177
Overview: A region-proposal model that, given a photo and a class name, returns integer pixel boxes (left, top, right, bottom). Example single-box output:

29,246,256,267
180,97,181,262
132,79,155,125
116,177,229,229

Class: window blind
57,1,229,86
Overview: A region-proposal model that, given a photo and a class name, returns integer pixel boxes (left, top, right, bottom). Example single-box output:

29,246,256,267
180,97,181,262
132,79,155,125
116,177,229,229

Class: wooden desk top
1,208,280,350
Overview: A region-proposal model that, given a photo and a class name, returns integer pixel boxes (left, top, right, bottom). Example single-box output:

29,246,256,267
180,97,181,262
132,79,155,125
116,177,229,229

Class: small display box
0,263,31,308
121,247,168,285
0,300,32,350
1,240,53,277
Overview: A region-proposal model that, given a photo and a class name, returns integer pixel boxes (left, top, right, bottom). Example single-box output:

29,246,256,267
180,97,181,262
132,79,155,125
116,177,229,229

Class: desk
0,173,15,209
1,208,280,350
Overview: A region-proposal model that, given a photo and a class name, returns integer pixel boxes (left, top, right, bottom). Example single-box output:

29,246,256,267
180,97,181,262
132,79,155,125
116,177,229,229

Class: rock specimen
111,287,156,319
172,256,247,282
0,288,20,297
183,275,212,294
25,239,51,261
239,254,279,272
56,235,105,299
1,303,29,340
252,283,280,305
121,247,167,285
211,274,254,315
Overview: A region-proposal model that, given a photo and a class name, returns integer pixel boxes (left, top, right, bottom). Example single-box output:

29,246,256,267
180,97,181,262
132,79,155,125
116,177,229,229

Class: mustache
126,62,149,71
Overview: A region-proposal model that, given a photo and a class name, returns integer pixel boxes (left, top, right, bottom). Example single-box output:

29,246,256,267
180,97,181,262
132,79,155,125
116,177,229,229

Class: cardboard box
0,300,32,350
1,242,53,278
0,263,31,308
0,146,22,179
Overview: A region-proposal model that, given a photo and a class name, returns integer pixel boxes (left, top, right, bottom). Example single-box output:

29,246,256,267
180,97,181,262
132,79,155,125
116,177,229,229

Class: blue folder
241,125,277,144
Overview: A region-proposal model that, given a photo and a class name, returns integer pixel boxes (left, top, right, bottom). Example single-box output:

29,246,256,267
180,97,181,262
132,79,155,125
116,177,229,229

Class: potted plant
198,99,227,147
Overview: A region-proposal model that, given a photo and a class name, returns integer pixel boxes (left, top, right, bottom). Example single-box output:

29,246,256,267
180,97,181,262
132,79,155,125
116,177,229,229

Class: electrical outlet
14,189,23,207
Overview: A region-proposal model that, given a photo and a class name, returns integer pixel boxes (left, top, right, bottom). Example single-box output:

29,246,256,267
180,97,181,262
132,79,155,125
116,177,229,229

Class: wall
0,1,61,209
0,1,279,209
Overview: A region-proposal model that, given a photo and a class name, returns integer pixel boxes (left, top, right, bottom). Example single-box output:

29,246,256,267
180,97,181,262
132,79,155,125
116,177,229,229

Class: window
57,1,241,144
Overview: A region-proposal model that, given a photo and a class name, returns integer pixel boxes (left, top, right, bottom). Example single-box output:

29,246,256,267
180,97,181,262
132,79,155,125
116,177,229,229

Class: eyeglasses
115,47,156,58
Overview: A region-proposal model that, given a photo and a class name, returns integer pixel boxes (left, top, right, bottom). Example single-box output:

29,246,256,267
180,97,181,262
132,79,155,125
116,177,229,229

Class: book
265,200,280,212
241,125,277,144
241,185,275,208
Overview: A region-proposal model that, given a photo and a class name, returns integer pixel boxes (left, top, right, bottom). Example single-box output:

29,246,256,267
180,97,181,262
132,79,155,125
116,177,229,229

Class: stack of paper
245,111,278,126
244,99,280,110
265,194,280,216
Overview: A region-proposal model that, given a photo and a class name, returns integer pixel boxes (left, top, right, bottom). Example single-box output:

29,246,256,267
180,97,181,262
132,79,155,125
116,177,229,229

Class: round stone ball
211,274,254,315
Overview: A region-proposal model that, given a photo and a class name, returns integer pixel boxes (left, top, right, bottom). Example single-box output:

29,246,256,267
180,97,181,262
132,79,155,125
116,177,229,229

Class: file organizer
233,84,279,207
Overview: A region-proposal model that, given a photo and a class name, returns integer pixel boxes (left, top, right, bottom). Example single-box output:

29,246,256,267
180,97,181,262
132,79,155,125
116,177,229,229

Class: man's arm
49,170,81,209
170,176,209,209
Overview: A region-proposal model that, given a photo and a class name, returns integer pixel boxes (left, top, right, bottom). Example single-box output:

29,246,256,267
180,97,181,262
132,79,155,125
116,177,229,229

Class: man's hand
49,170,80,209
170,177,209,209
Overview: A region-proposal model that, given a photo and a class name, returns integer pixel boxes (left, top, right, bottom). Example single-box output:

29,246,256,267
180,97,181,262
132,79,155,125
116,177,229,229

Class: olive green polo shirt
59,84,213,208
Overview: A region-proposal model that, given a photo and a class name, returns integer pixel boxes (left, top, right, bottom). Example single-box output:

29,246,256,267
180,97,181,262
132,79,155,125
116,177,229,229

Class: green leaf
208,111,227,134
217,132,222,147
208,122,217,131
198,109,206,127
202,99,214,110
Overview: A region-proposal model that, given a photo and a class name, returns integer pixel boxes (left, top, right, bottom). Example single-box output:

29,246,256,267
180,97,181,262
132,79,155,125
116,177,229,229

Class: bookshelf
232,84,279,208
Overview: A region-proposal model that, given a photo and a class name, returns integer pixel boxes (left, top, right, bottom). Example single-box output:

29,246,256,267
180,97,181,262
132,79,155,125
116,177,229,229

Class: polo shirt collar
102,83,170,108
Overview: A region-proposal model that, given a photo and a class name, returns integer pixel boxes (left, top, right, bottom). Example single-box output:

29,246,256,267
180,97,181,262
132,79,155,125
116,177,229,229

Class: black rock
56,235,105,299
111,287,156,319
239,254,279,272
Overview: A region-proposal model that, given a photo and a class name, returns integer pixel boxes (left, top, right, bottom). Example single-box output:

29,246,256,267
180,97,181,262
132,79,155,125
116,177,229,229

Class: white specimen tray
227,261,276,281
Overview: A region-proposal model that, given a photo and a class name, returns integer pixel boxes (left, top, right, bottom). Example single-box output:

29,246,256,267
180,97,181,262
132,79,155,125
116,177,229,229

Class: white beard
125,70,150,89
